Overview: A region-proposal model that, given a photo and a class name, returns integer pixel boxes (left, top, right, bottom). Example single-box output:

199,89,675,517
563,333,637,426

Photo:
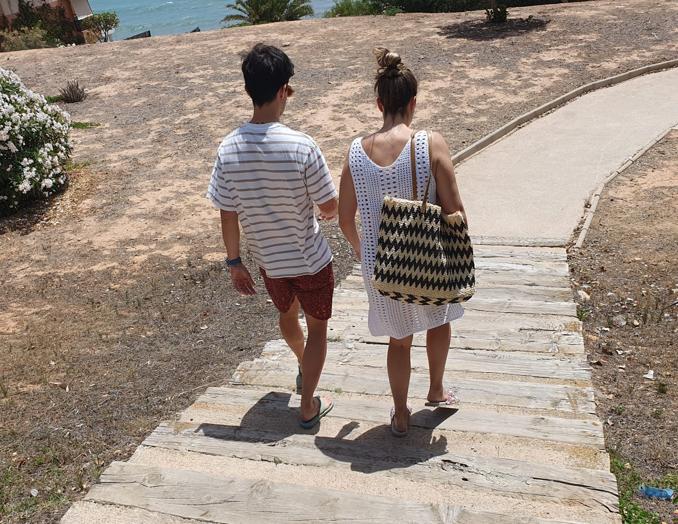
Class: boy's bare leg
279,298,304,364
299,313,329,421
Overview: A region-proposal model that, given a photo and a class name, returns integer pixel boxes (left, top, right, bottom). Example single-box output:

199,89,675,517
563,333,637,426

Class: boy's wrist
225,256,242,267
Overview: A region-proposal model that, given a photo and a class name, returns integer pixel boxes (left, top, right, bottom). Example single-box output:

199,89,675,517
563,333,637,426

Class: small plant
58,81,87,103
383,6,403,16
656,382,668,394
485,1,507,24
576,306,590,321
611,404,625,416
45,95,63,103
71,121,100,129
651,408,663,419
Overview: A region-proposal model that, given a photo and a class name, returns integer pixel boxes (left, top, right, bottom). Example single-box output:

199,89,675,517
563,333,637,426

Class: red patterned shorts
259,263,334,321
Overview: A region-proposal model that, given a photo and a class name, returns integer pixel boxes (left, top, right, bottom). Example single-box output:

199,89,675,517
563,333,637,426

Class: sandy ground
1,0,677,521
570,130,677,522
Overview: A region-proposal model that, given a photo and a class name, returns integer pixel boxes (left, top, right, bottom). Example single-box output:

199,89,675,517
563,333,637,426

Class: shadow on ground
195,392,456,473
438,17,550,41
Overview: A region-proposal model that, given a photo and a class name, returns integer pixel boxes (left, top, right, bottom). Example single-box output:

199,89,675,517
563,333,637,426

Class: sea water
90,0,338,40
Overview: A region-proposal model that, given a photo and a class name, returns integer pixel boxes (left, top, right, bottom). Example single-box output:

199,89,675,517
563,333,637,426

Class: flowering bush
0,68,71,215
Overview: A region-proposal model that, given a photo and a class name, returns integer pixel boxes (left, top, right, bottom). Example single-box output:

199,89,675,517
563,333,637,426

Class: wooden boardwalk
62,245,621,523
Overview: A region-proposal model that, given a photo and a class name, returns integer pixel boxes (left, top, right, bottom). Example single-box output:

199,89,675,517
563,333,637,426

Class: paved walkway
62,69,678,523
458,67,678,244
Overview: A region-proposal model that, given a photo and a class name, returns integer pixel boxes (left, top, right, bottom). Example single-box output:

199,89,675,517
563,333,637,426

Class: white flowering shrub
1,68,71,215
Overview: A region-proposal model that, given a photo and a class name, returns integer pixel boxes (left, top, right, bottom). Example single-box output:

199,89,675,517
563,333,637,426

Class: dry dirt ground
570,131,678,523
1,0,677,521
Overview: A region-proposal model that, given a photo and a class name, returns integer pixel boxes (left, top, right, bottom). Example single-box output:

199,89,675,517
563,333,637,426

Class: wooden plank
87,462,579,524
62,500,206,524
232,360,596,414
331,309,580,332
200,387,605,447
328,322,585,355
342,272,572,291
338,278,574,303
261,341,591,382
334,292,577,317
142,423,618,514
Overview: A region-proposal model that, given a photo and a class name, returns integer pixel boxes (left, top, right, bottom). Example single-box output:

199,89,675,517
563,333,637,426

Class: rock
633,320,640,327
611,314,627,327
577,290,591,302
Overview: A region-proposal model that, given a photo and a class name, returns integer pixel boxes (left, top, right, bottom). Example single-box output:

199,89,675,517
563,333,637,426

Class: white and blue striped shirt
207,122,337,278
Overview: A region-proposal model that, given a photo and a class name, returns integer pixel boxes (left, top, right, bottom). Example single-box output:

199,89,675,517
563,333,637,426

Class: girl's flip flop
299,396,334,429
425,389,460,409
390,406,412,438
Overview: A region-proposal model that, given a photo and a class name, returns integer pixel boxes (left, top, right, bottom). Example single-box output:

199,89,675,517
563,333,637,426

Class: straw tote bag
372,131,475,305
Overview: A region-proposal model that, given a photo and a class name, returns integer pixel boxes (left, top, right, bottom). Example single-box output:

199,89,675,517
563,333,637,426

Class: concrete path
457,67,678,245
60,69,678,523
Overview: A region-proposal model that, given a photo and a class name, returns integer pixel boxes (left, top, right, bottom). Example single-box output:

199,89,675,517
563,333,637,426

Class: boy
207,44,337,428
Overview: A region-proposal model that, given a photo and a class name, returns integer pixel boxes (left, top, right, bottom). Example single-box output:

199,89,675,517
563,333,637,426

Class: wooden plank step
132,423,619,520
472,245,568,261
331,309,580,332
342,272,572,291
62,500,206,524
329,323,585,355
349,333,584,355
338,279,574,303
261,341,591,382
198,387,605,447
232,360,596,415
85,462,585,524
350,258,570,276
334,291,577,317
177,389,610,470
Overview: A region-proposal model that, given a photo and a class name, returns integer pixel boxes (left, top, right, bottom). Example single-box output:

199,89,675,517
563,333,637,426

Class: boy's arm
305,143,338,220
220,211,256,296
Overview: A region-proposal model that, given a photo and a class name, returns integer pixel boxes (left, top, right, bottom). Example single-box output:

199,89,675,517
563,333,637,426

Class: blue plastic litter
638,485,674,500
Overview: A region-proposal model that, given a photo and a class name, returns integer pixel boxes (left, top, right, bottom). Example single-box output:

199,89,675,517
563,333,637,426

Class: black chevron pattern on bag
372,195,476,305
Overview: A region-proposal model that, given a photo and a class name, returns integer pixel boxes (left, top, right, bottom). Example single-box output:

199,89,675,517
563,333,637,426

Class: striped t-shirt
207,122,337,278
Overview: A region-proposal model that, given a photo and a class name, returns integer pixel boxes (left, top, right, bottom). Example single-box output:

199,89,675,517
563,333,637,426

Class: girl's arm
430,131,468,226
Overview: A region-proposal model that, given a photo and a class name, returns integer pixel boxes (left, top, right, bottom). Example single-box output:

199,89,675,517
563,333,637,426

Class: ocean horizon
90,0,338,41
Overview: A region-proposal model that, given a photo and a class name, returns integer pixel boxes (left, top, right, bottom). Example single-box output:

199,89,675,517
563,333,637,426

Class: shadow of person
314,407,456,474
195,390,320,444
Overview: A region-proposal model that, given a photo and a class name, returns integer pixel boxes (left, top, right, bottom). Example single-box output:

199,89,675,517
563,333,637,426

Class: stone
611,315,627,328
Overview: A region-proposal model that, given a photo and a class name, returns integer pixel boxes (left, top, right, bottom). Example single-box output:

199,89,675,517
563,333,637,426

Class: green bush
81,12,119,42
0,26,50,52
325,0,380,17
0,69,71,214
12,0,82,46
223,0,314,26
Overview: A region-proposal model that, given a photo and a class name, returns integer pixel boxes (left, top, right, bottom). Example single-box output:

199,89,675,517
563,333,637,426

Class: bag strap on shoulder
409,130,418,200
410,130,435,209
422,130,434,210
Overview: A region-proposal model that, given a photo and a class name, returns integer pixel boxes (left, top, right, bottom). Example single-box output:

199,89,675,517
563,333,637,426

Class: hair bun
374,47,403,74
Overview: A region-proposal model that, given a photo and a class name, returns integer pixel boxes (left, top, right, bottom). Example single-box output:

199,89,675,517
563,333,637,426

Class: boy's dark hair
242,43,295,107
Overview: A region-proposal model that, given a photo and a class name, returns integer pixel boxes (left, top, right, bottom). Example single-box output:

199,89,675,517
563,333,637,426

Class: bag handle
421,130,434,212
410,130,435,209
